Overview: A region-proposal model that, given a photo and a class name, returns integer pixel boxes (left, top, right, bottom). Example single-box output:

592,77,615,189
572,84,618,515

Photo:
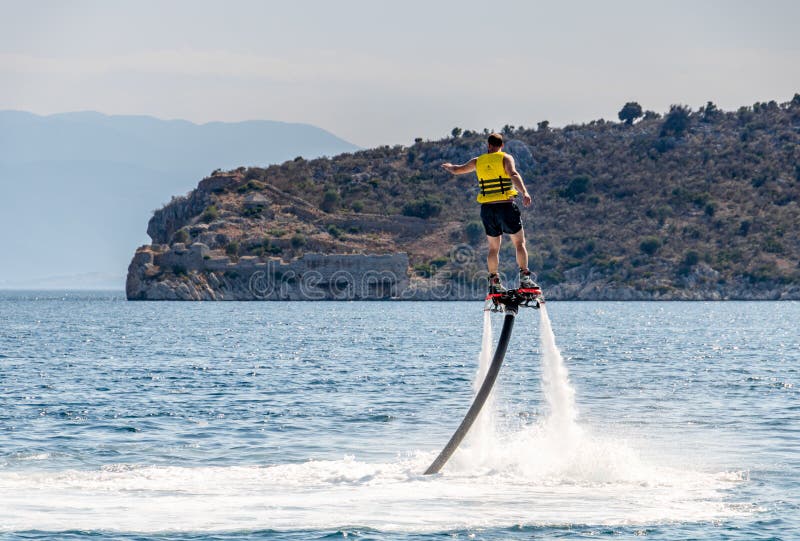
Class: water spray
424,286,544,475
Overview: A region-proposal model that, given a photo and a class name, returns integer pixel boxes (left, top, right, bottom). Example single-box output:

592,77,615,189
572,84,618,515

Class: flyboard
423,285,545,475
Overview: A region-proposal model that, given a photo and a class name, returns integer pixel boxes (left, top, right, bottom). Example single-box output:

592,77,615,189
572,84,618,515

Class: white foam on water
0,309,753,533
0,456,750,533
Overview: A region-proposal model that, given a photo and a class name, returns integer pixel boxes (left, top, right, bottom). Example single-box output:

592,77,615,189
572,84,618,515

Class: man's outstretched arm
442,158,477,175
503,154,532,207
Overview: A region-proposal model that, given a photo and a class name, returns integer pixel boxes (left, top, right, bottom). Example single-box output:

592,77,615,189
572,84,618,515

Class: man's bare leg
486,235,502,275
510,228,529,271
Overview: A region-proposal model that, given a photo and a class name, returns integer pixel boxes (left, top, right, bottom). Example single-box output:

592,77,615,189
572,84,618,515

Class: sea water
0,292,798,540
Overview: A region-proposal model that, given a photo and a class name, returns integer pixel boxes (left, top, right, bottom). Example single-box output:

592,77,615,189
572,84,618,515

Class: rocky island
127,96,800,301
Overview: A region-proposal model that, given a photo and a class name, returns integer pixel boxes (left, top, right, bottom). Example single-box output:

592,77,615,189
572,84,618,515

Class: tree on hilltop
660,104,691,137
700,101,722,122
618,102,643,125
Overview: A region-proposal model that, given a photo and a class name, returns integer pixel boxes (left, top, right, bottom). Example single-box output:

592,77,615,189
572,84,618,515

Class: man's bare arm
504,154,532,207
441,158,477,175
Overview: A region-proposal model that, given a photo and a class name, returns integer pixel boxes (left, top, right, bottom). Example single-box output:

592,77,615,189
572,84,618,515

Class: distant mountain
0,111,359,289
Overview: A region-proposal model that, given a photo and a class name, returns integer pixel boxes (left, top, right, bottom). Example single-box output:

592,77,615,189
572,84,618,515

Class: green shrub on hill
321,189,340,213
561,176,592,201
465,221,484,245
640,237,661,255
291,233,307,248
402,197,443,219
172,229,189,244
201,205,219,223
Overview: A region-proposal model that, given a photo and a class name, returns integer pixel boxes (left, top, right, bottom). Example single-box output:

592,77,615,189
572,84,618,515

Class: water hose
424,312,516,474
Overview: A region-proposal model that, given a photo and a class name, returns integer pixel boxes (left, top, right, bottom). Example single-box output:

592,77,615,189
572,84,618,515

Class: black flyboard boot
519,268,539,290
487,273,507,295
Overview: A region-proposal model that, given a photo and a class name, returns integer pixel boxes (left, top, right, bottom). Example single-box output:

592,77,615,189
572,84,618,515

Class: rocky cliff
127,170,458,300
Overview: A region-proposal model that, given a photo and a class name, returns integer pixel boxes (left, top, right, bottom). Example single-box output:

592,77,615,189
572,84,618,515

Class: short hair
487,133,504,147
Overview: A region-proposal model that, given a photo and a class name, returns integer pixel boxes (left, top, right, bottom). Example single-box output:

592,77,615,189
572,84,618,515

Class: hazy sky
1,0,798,147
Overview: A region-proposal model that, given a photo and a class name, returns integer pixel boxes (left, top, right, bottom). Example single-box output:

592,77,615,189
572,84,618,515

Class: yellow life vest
475,151,518,203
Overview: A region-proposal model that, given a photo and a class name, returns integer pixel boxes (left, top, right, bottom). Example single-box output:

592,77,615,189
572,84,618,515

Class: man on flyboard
442,132,538,295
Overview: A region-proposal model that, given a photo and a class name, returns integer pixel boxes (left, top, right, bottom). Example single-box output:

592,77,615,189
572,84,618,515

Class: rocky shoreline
127,242,800,301
127,245,413,301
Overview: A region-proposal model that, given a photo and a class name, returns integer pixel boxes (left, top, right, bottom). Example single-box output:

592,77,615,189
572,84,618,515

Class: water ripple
0,294,798,539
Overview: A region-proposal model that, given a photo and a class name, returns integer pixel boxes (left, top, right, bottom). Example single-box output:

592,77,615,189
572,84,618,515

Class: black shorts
480,201,523,237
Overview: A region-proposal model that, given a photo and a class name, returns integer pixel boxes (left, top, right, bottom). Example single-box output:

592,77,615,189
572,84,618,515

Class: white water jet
471,310,495,437
459,306,581,469
456,310,497,466
538,305,579,436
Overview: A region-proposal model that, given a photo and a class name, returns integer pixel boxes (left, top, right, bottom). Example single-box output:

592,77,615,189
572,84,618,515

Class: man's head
487,133,504,151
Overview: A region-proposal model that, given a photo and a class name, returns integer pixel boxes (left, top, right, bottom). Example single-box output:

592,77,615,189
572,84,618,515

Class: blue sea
0,291,797,540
